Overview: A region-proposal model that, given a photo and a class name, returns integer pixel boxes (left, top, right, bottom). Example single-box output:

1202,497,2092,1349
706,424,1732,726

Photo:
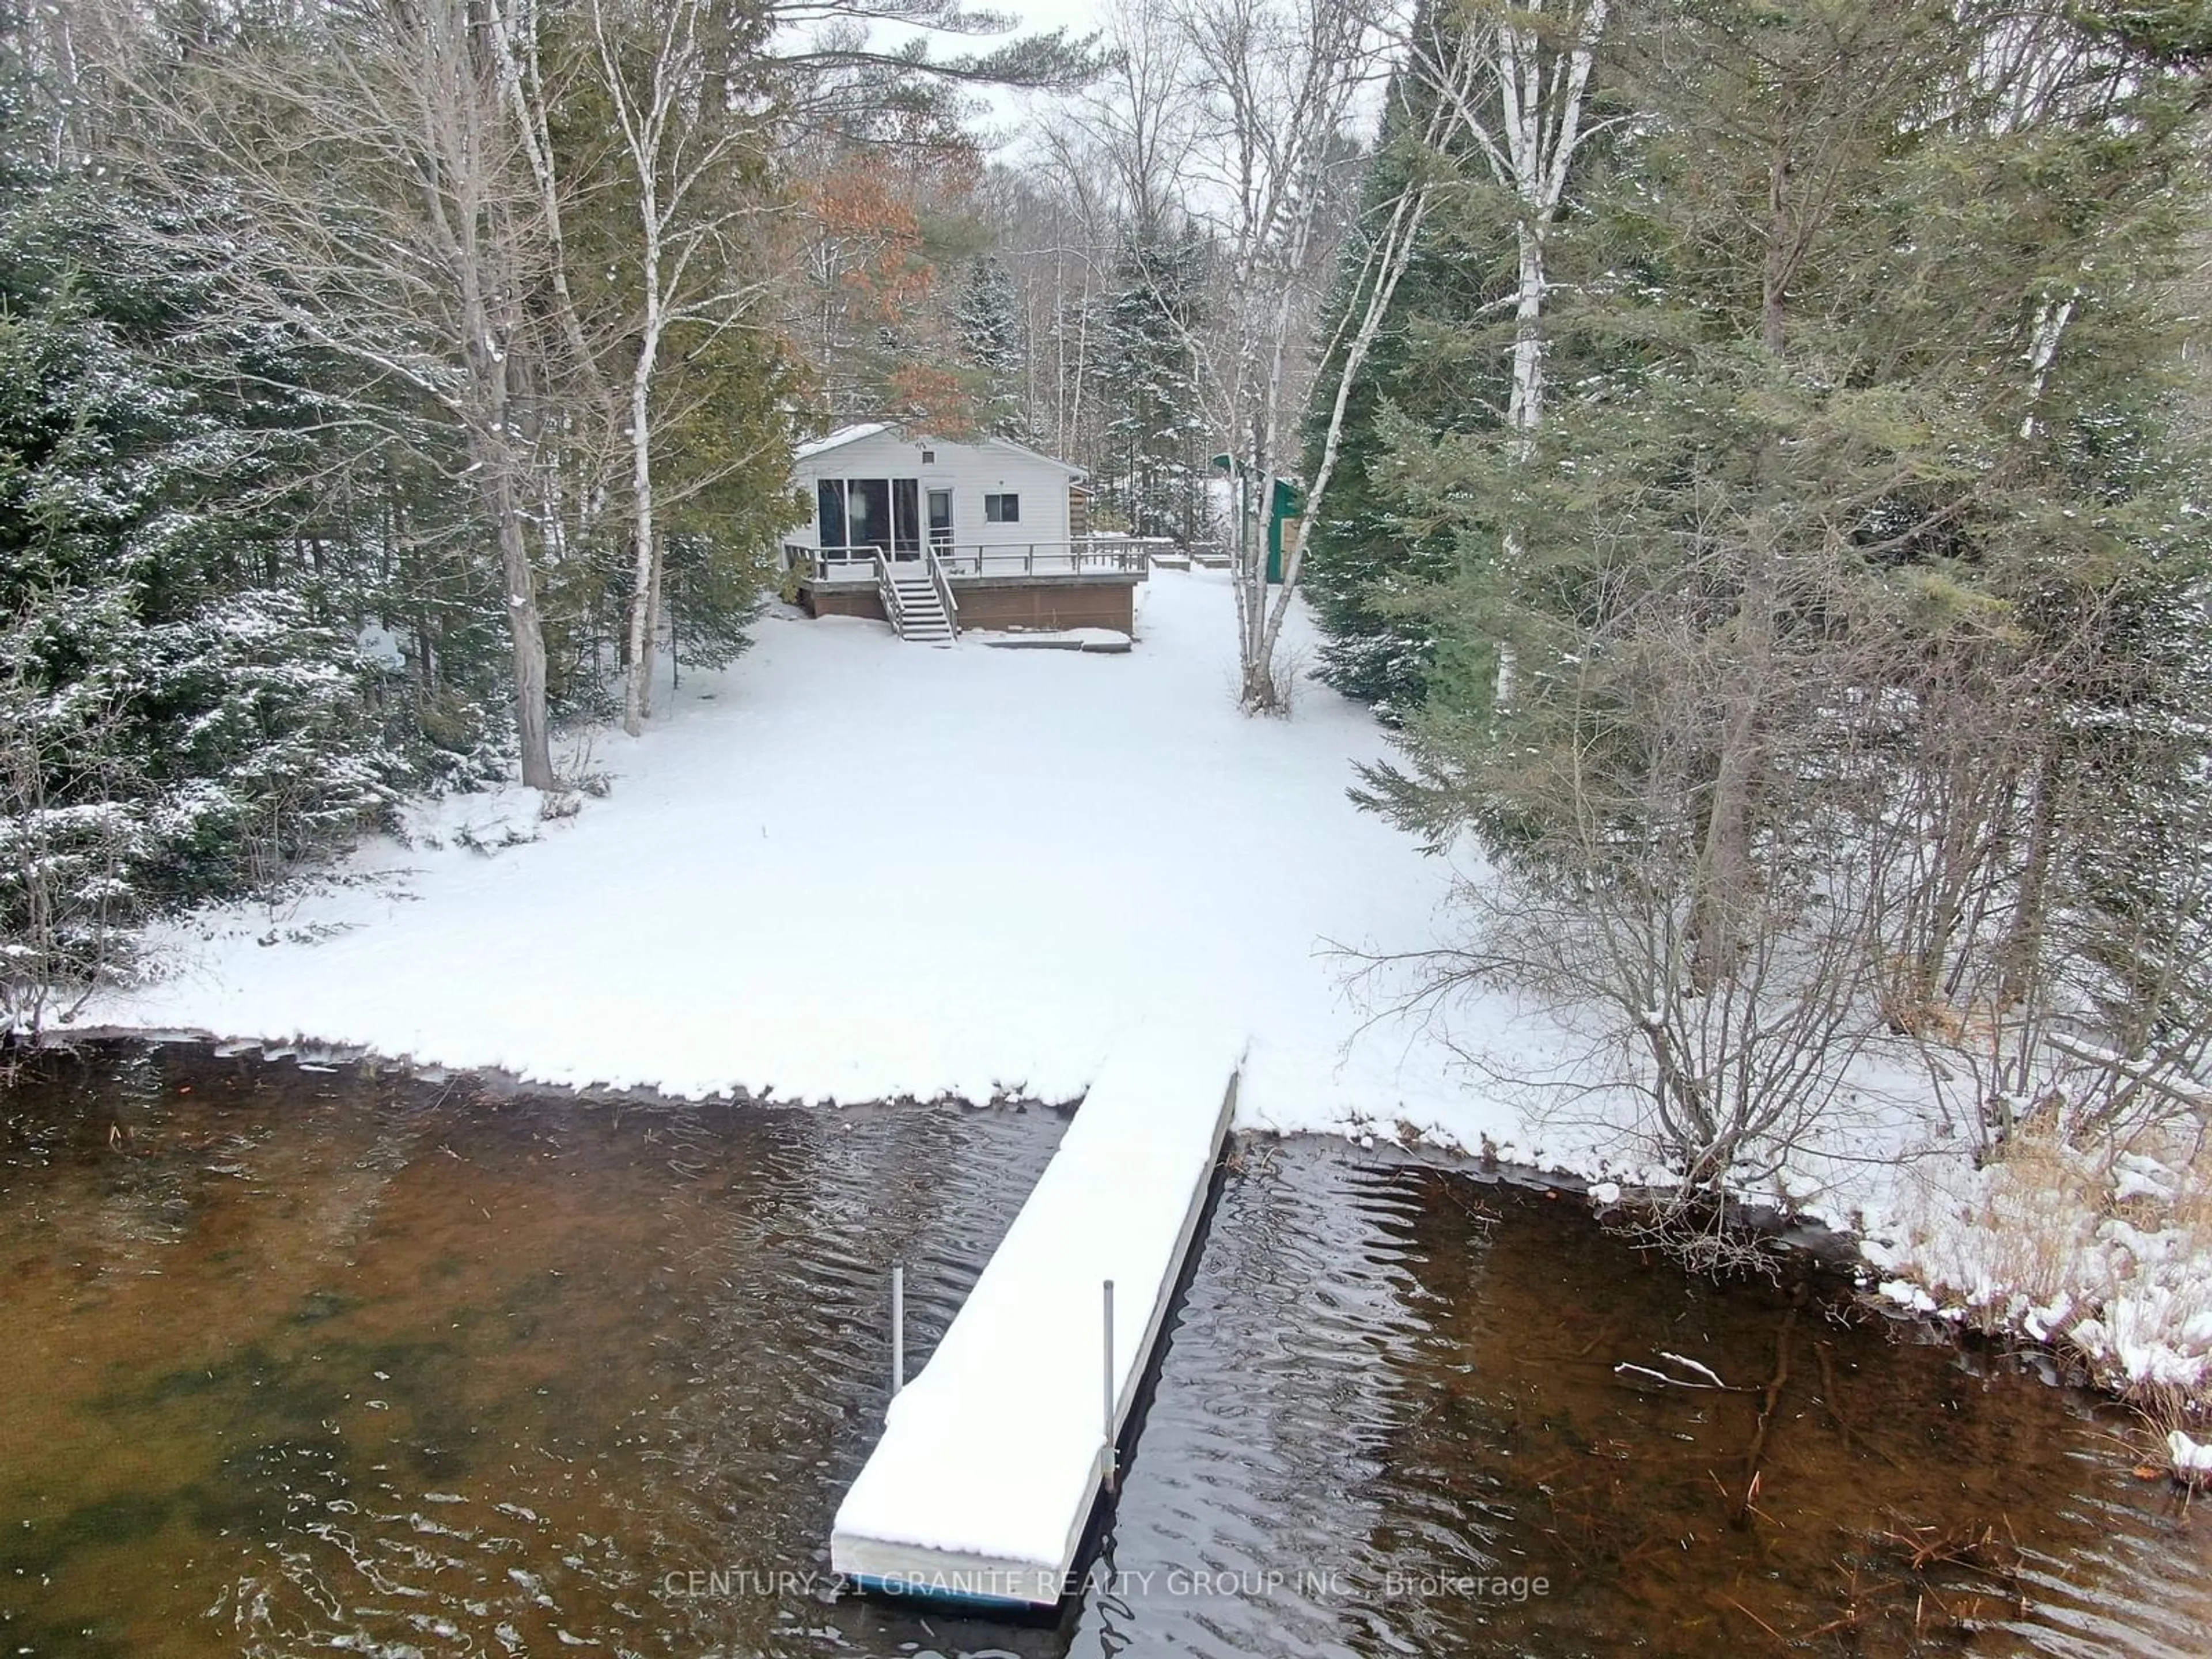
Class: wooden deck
789,541,1156,635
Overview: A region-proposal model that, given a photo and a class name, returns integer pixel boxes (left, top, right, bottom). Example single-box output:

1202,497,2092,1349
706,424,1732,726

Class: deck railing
873,553,904,632
787,539,1162,582
935,541,1153,578
925,546,960,627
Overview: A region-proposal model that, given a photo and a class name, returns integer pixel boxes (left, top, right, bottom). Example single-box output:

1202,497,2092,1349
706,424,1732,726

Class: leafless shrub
1353,529,1917,1247
0,630,143,1037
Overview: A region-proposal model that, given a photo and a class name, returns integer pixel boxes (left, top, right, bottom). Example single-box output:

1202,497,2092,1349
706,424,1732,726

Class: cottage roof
792,422,1085,479
793,422,893,461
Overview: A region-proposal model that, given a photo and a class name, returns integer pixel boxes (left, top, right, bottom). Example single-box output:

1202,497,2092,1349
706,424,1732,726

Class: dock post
1102,1278,1117,1494
892,1264,906,1399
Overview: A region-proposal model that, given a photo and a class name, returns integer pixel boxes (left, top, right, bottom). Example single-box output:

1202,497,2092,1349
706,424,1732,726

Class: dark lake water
1,1045,2206,1657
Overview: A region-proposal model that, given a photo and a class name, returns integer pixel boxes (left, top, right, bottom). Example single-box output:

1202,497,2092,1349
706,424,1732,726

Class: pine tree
1096,233,1209,540
1297,22,1513,718
1358,0,2212,1191
0,8,407,1026
955,253,1025,437
0,213,400,888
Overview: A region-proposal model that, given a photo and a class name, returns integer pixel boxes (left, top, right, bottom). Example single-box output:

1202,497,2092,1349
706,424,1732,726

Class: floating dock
830,1029,1243,1608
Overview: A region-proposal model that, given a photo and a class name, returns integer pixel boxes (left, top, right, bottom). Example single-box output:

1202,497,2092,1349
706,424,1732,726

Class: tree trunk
460,232,555,788
646,524,664,693
1999,740,2059,1005
622,324,661,737
1691,724,1755,991
1761,147,1791,355
1508,229,1546,440
1691,544,1775,988
486,464,556,790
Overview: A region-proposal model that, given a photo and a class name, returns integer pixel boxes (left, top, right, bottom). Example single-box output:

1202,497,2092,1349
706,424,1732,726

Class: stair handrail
874,552,907,636
924,546,960,639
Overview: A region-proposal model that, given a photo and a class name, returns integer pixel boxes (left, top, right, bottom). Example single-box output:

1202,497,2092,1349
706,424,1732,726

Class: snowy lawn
91,573,1536,1149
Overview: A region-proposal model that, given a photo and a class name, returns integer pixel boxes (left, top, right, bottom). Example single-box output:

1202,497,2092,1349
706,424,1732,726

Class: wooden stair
884,562,956,645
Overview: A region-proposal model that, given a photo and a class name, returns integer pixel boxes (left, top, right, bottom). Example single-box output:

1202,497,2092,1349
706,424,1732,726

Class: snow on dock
831,1028,1244,1607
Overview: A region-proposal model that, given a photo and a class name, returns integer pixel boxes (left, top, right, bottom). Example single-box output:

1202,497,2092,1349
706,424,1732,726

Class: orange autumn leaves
802,153,991,434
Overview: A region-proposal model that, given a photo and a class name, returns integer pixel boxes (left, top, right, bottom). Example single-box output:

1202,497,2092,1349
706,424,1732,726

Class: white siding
788,430,1075,551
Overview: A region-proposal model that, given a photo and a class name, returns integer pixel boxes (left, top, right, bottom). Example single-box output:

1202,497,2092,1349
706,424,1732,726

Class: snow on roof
982,437,1086,478
791,422,1084,478
793,422,892,461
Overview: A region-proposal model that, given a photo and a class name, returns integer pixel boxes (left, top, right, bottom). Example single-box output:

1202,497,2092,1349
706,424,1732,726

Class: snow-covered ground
1865,1137,2212,1399
78,569,2212,1442
92,573,1539,1146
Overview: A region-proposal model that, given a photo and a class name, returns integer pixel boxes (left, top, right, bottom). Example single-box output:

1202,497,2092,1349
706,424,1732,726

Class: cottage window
845,479,891,553
816,476,924,559
984,493,1020,524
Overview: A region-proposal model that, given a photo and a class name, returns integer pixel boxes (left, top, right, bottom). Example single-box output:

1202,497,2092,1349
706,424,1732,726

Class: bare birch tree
1391,0,1612,725
1152,0,1611,712
1083,0,1203,242
585,0,782,736
1171,0,1382,710
1403,0,1610,449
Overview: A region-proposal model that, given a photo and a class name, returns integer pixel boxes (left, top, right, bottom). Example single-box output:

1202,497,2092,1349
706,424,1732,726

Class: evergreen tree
1358,0,2212,1191
1096,233,1209,539
955,252,1025,437
0,22,402,1024
1297,18,1520,719
653,319,806,676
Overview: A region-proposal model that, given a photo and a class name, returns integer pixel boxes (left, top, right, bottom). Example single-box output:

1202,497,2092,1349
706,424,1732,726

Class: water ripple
0,1052,2205,1659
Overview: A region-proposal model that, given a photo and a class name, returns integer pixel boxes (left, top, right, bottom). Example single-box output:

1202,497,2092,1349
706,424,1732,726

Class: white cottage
783,423,1146,640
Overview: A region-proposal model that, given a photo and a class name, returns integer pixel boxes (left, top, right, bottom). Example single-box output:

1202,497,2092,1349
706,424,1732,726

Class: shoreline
18,1024,2199,1483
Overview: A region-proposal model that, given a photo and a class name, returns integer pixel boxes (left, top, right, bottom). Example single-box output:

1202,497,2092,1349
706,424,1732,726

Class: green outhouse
1211,454,1305,584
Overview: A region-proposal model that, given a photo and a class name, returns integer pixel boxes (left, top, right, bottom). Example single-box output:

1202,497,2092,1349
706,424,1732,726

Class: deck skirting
803,575,1137,634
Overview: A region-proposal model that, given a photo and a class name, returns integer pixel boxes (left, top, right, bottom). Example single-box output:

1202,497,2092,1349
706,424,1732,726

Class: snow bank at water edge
1859,1137,2212,1430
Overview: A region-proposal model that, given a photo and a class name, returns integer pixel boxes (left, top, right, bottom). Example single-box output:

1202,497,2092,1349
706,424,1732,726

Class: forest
2,0,2211,1243
0,0,1097,1020
1305,0,2212,1244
